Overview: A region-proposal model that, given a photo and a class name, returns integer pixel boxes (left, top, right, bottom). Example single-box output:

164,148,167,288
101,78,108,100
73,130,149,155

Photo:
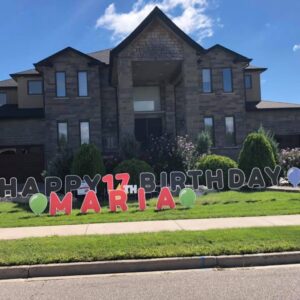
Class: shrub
71,144,105,178
120,137,141,160
43,145,73,180
145,134,184,175
238,133,275,185
279,148,300,175
175,135,197,170
104,155,122,175
196,130,213,155
257,125,279,163
114,159,154,185
196,154,237,189
195,154,237,190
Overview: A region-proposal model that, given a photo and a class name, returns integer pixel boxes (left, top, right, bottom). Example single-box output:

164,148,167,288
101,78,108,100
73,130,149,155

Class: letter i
138,188,146,211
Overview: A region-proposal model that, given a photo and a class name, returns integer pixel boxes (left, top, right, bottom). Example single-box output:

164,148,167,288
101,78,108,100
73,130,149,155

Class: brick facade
1,7,300,178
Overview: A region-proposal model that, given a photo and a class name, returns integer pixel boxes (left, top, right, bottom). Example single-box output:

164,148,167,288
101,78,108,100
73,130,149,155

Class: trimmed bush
257,126,279,163
44,146,73,180
238,133,275,185
71,144,105,178
114,159,154,185
196,130,213,155
195,154,237,190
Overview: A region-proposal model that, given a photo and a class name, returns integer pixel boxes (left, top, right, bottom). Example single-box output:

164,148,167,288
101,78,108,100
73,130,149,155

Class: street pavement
0,264,299,299
1,214,300,240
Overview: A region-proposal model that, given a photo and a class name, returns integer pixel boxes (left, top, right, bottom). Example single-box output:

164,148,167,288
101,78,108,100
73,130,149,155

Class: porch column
117,58,134,142
165,84,176,136
182,46,199,139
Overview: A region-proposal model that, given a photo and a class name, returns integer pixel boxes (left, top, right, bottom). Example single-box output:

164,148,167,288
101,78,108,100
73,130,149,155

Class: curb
0,251,300,280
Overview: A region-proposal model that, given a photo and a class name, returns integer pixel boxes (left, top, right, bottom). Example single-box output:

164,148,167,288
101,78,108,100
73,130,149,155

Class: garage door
0,145,44,182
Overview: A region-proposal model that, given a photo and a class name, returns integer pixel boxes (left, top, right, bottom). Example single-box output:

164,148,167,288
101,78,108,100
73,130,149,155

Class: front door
135,118,162,148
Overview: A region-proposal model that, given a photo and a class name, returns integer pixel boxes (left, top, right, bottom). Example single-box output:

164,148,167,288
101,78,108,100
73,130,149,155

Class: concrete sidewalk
0,214,299,240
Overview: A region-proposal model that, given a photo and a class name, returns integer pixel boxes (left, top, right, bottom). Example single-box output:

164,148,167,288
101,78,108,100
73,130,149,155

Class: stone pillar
182,46,199,139
117,58,134,142
165,84,176,135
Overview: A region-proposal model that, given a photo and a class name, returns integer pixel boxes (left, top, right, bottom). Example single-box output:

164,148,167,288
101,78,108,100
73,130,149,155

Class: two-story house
1,7,300,181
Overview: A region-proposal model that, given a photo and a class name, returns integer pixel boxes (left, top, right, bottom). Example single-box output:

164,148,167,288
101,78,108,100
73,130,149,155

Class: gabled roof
35,47,104,67
206,44,252,62
245,64,267,72
0,78,17,88
88,49,111,65
10,68,40,80
110,6,204,58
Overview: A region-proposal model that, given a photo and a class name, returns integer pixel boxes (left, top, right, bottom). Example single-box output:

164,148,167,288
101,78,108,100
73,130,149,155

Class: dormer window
28,80,43,95
0,92,6,106
245,74,252,89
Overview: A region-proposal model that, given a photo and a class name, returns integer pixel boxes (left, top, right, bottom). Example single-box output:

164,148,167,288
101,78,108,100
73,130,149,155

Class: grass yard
0,191,299,228
0,226,299,266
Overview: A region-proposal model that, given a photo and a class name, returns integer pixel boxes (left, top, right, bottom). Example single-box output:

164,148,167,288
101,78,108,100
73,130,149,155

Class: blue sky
0,0,299,103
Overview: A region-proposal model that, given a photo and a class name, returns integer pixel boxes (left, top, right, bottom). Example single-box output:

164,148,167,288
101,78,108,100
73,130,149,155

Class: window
0,92,7,106
223,68,233,92
78,71,88,97
28,80,43,95
80,121,90,144
204,117,214,145
57,122,68,145
245,74,252,89
225,116,236,146
202,69,212,93
133,86,160,112
56,72,66,97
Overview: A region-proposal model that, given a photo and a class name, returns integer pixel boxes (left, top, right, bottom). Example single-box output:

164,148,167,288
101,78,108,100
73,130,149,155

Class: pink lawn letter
138,188,146,211
109,190,128,212
49,192,72,215
80,190,101,214
156,187,176,210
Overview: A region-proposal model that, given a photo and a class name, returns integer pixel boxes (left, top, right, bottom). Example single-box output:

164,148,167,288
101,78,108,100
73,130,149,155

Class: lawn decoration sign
0,165,299,216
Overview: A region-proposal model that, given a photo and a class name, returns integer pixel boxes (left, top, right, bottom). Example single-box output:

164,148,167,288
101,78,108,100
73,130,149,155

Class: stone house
1,7,300,181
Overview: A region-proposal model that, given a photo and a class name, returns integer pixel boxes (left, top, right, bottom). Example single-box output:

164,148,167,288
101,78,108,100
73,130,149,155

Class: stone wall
0,118,45,146
37,49,102,164
246,109,300,135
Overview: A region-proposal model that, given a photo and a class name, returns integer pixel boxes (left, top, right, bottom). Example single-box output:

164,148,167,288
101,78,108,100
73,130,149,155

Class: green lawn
0,191,299,228
0,226,299,266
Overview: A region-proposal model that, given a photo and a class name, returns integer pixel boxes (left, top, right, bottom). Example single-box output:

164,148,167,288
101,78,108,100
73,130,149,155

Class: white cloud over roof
95,0,217,42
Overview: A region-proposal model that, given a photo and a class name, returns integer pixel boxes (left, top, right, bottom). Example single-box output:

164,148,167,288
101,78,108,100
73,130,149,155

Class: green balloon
29,193,48,215
179,188,196,208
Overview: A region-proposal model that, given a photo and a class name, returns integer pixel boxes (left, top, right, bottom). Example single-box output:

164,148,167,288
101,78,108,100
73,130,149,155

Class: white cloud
95,0,218,42
293,44,300,52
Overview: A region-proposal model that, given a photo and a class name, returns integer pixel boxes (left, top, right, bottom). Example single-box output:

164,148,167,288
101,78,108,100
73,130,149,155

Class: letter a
156,187,176,210
80,190,101,214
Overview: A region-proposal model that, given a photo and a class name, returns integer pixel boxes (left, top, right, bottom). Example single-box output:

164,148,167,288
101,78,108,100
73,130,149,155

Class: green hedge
71,144,105,178
238,133,275,185
195,154,237,190
114,159,154,186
